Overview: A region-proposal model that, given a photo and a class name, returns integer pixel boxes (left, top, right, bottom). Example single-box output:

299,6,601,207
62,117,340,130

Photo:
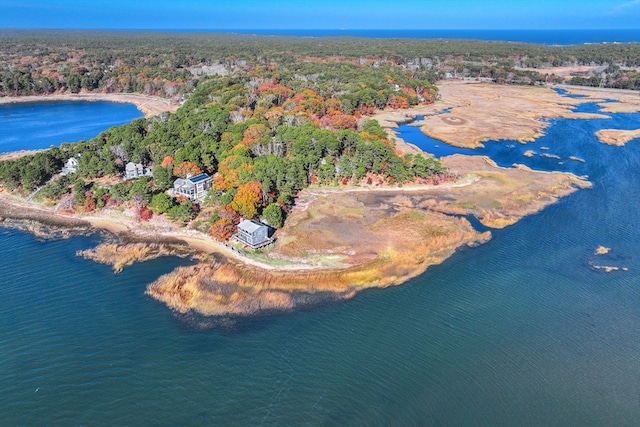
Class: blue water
179,29,640,45
0,101,143,154
400,102,640,176
2,99,640,425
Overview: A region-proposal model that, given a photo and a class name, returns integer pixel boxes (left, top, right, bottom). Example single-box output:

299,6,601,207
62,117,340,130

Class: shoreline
0,92,181,161
1,147,591,318
0,92,179,118
0,173,480,271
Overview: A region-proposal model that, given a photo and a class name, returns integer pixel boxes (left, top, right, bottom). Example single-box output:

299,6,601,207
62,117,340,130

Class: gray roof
238,219,266,233
173,177,193,189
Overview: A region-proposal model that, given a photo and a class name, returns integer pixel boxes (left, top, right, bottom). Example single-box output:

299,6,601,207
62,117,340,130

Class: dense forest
1,30,639,97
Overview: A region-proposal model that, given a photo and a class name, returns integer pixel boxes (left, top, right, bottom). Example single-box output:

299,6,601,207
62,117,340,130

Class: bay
1,98,640,425
0,101,143,154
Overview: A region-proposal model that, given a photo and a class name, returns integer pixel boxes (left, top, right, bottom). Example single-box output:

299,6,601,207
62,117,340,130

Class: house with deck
172,173,212,201
233,219,273,249
124,162,152,180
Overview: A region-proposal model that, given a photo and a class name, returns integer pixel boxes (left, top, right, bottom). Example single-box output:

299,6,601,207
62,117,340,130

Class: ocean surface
0,101,143,154
1,96,640,425
183,29,640,45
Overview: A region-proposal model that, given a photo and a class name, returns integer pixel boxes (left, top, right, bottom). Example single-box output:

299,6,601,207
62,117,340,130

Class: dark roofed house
233,219,273,249
125,162,152,180
172,173,212,201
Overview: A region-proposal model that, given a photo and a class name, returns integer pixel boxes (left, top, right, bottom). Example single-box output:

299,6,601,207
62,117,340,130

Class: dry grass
416,81,608,148
146,184,493,316
77,242,193,273
559,87,640,114
438,155,591,228
145,151,591,317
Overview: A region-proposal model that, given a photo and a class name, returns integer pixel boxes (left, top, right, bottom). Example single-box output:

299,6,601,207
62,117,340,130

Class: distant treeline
1,30,639,97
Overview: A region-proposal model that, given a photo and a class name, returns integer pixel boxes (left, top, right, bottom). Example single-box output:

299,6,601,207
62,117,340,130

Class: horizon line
2,28,639,32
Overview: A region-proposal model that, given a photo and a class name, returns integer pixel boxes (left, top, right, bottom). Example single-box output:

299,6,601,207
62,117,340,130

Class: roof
188,173,211,184
173,177,193,188
126,162,142,170
238,219,267,233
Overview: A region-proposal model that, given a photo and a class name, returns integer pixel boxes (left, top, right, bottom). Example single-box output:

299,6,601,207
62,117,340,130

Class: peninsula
2,31,639,318
1,80,606,317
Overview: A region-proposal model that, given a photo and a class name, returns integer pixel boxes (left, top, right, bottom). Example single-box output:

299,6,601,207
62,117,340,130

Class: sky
0,0,639,30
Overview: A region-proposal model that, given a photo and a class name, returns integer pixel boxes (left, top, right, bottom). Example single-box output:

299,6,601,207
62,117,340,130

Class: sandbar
595,129,640,146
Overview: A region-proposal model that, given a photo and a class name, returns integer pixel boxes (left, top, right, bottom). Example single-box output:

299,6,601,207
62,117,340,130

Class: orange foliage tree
216,155,253,191
241,123,270,146
139,206,153,222
218,205,241,223
263,107,284,131
320,112,358,130
161,155,174,168
386,95,409,109
209,218,236,242
83,191,96,212
173,161,202,178
230,181,263,219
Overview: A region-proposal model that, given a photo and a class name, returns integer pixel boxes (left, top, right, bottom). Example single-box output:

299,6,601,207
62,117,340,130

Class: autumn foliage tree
161,155,174,168
209,218,236,242
231,181,263,219
173,161,202,178
83,191,96,212
241,123,270,146
215,154,253,191
139,206,153,221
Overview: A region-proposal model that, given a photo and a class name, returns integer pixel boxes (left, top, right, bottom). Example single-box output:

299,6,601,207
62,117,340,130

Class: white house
125,162,153,180
61,155,81,175
172,173,212,201
233,219,273,249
